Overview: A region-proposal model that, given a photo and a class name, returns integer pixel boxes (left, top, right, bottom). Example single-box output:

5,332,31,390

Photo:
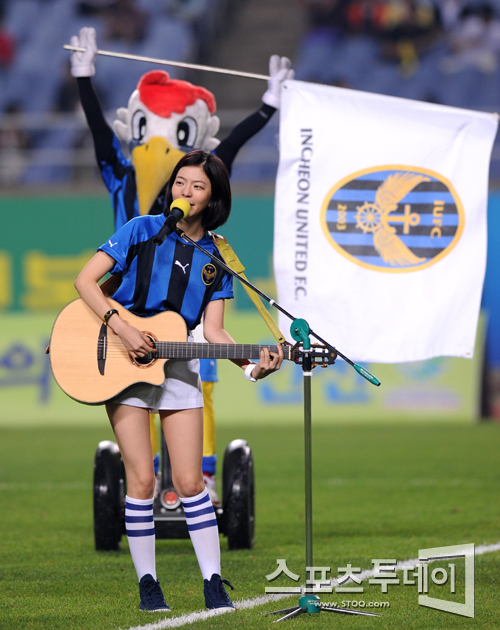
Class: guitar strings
95,340,285,360
93,340,332,365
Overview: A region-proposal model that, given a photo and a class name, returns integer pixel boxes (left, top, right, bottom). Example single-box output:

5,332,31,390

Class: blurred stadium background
1,0,500,422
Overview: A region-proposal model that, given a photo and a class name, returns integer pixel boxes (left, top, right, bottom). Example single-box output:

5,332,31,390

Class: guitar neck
154,342,290,362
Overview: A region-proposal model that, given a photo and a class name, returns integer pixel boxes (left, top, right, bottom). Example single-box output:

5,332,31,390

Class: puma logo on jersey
108,240,118,247
175,260,190,274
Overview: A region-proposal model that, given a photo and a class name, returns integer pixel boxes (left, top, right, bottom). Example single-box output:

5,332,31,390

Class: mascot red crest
137,71,216,117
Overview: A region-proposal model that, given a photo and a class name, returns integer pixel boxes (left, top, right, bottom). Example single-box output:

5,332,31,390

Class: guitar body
50,299,336,405
50,299,188,405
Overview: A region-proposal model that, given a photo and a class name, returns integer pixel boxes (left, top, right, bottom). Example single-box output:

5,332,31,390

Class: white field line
121,542,500,630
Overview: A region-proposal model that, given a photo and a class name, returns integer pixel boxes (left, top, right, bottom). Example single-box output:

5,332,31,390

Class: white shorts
112,358,203,412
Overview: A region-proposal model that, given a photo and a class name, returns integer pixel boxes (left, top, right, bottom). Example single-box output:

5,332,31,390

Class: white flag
274,81,498,363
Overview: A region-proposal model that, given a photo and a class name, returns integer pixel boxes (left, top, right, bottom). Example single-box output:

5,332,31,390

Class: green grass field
1,421,499,630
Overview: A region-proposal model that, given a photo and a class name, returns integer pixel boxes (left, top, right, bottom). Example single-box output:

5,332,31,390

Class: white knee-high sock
125,496,156,581
181,488,220,580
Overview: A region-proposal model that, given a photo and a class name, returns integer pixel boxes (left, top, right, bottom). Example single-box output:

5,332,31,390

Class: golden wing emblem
373,228,425,266
356,172,430,267
375,172,429,215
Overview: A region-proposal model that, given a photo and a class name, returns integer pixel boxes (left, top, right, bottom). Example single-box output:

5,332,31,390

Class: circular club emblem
320,166,465,272
202,263,217,285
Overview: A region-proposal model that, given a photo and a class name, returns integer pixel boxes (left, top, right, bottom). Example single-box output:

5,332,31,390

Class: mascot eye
177,117,198,148
132,110,147,142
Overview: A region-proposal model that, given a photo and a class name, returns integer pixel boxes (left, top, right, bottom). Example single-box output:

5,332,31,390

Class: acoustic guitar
49,298,336,404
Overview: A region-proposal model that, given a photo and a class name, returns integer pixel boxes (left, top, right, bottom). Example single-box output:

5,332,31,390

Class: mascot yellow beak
132,137,185,215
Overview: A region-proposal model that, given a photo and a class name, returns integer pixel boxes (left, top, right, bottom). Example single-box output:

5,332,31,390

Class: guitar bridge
97,323,107,375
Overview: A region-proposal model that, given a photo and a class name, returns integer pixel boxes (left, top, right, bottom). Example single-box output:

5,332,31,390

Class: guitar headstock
290,344,337,367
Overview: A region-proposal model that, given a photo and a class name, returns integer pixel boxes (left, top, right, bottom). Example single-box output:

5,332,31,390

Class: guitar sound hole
132,332,157,368
135,353,155,366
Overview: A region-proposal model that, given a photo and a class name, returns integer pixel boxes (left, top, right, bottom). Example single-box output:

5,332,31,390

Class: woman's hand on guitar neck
248,344,284,381
109,317,157,361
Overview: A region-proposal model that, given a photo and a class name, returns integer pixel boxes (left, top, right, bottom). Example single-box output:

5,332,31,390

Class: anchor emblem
355,172,430,267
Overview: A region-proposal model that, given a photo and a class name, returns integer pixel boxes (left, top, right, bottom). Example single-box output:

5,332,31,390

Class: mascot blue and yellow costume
70,27,293,504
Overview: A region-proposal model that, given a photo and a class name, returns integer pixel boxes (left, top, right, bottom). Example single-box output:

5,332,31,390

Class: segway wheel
93,440,126,551
222,439,255,550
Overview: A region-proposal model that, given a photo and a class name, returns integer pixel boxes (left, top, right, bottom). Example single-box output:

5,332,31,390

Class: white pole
63,45,270,81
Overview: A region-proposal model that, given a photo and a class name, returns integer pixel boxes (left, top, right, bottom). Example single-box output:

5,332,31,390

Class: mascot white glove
70,27,98,78
262,55,294,110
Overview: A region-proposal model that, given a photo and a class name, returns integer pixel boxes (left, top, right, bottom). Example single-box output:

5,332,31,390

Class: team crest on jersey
320,166,465,273
202,263,217,285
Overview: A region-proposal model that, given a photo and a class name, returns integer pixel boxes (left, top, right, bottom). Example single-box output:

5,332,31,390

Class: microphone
154,199,191,246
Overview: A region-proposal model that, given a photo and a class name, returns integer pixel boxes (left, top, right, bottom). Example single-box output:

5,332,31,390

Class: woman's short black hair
164,150,231,231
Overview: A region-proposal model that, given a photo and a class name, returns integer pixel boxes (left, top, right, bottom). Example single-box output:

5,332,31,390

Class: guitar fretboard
153,342,291,361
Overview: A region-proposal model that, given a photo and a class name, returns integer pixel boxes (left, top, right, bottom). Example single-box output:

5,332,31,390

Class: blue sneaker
203,573,235,611
139,574,170,612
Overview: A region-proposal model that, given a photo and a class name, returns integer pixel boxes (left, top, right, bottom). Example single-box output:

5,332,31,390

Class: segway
93,436,255,551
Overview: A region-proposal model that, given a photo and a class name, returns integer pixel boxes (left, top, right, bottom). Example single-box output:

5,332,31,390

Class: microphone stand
177,229,381,621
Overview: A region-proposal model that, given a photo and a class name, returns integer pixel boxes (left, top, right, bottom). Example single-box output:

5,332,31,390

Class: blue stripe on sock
126,527,155,537
180,494,210,509
125,501,153,511
183,505,214,519
186,518,218,532
125,515,154,524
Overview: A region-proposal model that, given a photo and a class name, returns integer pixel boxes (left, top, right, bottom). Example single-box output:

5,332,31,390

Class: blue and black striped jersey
99,214,233,331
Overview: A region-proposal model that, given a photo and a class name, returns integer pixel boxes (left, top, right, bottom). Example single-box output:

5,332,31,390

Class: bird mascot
70,26,293,505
